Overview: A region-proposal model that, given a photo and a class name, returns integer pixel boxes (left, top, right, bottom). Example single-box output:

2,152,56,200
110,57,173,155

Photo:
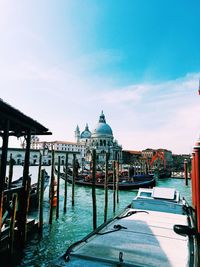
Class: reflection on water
8,166,192,266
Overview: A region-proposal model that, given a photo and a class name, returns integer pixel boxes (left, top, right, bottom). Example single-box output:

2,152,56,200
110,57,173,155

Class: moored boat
11,170,50,209
51,186,198,266
66,174,156,190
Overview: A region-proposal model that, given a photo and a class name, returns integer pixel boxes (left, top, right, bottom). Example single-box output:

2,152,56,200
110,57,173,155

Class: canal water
8,166,192,267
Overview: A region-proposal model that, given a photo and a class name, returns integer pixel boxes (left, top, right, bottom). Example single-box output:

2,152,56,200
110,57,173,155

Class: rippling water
8,166,192,266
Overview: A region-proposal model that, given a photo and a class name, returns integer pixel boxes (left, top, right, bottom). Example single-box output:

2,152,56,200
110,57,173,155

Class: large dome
91,111,113,138
81,123,91,139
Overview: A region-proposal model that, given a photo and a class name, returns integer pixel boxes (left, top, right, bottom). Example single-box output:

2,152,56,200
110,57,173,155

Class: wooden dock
0,99,52,260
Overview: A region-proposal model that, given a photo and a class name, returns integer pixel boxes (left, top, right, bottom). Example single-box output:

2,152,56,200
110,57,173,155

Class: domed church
75,111,122,163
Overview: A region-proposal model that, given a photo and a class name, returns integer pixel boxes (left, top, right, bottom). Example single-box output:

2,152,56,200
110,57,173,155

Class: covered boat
51,187,198,266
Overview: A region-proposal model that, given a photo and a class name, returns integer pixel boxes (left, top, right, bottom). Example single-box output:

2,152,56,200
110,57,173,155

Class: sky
0,0,200,154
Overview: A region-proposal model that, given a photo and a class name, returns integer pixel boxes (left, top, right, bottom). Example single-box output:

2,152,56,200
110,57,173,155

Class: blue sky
1,0,200,154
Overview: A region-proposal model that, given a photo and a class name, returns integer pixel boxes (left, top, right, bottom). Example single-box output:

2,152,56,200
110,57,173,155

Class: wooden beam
0,119,10,232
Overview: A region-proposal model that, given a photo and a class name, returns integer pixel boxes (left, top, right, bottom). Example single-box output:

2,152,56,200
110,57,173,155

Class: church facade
75,111,122,163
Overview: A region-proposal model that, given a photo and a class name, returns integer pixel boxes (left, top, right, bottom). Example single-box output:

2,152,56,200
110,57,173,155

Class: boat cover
54,208,190,267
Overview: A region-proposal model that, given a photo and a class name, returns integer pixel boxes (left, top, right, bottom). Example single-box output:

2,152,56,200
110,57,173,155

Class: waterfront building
31,111,122,166
0,147,78,166
122,150,142,164
31,140,84,165
142,148,173,169
172,153,191,171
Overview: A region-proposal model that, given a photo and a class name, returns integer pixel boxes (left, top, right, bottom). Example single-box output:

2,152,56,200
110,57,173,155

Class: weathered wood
0,119,9,232
22,130,31,187
38,169,45,232
184,159,188,186
116,160,119,204
56,156,60,219
64,153,68,212
49,149,55,224
37,153,42,196
113,161,116,213
92,149,97,230
21,130,31,247
72,154,76,206
19,175,31,247
104,152,109,223
8,154,14,189
9,193,17,255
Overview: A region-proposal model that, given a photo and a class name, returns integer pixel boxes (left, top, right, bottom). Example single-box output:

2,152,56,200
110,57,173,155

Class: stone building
30,111,122,166
75,111,122,164
142,148,173,169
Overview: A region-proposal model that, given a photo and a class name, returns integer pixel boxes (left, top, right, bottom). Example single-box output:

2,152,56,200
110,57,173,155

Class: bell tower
75,125,80,143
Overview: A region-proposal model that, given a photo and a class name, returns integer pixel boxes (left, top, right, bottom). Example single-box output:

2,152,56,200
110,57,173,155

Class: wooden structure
0,99,51,255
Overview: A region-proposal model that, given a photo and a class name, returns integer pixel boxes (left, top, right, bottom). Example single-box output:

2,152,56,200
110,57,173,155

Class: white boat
51,187,198,266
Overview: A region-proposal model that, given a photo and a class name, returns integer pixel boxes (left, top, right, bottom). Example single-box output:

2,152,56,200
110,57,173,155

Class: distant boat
52,186,197,266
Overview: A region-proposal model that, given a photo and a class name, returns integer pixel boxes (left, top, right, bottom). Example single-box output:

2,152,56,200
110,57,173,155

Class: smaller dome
81,123,91,139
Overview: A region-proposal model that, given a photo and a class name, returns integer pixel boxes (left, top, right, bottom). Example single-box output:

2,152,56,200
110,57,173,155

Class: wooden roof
0,99,51,136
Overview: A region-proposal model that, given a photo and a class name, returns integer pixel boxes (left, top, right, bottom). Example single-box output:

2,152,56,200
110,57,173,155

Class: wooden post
104,152,109,223
8,193,18,256
49,149,55,224
8,154,14,189
116,159,119,204
72,154,76,206
64,153,68,212
184,159,188,186
56,156,60,219
0,119,9,232
92,149,97,230
21,129,31,247
113,161,116,213
38,169,45,232
128,165,131,180
37,153,42,196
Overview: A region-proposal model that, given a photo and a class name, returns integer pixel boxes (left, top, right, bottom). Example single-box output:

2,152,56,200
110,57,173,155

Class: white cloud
0,39,200,154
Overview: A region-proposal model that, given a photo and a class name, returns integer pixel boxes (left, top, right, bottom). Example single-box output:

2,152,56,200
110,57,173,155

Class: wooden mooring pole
72,154,76,206
8,154,14,189
56,156,61,219
113,161,116,213
37,152,42,197
49,149,55,224
38,169,45,233
64,153,68,212
8,193,17,256
116,159,119,204
92,149,97,230
104,152,109,223
20,129,31,247
184,159,188,186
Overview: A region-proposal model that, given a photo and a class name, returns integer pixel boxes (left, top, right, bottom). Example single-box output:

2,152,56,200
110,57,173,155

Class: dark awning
0,99,52,136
